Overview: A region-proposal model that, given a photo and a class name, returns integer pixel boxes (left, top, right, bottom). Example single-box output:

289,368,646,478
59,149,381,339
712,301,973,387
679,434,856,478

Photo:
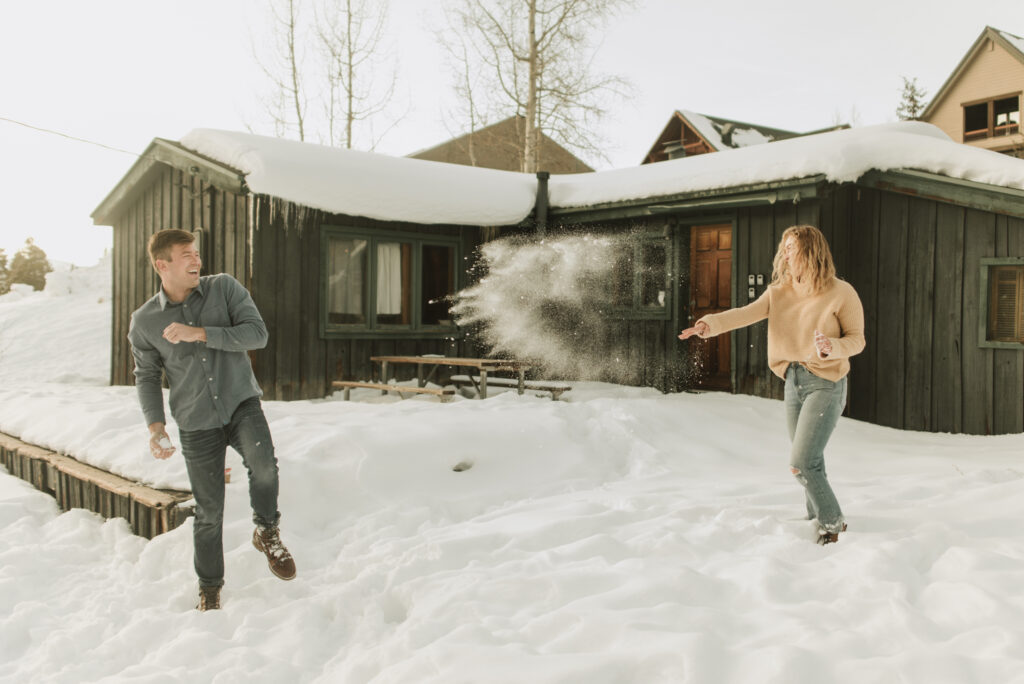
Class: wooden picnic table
370,355,532,399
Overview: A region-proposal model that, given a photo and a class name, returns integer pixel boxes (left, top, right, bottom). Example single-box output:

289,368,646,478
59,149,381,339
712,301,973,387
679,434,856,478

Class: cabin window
963,95,1021,141
981,259,1024,347
375,241,413,327
421,244,456,326
609,235,671,318
322,227,459,336
326,237,368,325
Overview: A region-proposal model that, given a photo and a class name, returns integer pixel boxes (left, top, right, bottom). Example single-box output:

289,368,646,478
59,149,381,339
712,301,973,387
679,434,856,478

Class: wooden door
688,224,732,390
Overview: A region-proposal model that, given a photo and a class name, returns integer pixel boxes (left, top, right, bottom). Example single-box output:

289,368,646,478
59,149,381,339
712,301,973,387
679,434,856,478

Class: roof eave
548,175,827,224
92,138,247,226
858,168,1024,218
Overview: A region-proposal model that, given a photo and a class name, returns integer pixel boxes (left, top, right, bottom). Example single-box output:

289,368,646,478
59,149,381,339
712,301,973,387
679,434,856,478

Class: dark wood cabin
93,126,1024,436
91,137,525,401
545,169,1024,435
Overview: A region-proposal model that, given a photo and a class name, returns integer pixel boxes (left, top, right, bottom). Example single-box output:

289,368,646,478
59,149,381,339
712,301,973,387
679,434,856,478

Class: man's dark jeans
179,396,280,588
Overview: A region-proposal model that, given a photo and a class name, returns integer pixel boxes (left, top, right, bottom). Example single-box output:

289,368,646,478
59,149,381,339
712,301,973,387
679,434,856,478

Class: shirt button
202,358,207,362
213,395,218,400
209,377,214,382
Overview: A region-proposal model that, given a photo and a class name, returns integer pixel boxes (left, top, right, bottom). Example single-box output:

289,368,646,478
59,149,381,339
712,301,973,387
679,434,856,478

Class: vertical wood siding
108,170,1023,434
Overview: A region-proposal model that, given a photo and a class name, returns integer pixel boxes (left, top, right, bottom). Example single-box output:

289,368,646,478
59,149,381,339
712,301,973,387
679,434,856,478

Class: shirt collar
157,278,205,310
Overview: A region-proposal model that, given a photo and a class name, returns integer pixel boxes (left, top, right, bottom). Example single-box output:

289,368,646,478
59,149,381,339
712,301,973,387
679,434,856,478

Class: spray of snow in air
452,233,699,384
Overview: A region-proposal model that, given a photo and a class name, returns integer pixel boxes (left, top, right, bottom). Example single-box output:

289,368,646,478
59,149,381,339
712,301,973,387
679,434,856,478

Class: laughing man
128,228,295,611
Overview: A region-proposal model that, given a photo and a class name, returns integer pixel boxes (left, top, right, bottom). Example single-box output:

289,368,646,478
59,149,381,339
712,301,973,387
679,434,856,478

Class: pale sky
1,0,1022,266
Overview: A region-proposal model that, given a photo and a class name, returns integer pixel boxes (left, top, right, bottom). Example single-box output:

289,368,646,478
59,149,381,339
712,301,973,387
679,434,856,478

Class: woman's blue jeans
784,363,847,533
179,397,280,588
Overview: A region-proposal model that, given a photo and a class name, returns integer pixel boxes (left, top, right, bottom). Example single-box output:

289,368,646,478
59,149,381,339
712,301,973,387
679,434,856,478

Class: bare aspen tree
445,0,632,172
317,0,397,149
255,0,308,140
440,14,493,167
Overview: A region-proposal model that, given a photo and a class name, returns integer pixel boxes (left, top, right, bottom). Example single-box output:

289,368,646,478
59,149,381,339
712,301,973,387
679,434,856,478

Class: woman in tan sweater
679,225,865,544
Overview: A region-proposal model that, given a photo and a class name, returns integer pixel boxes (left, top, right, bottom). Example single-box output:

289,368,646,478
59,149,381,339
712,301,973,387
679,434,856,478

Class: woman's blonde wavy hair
770,225,836,294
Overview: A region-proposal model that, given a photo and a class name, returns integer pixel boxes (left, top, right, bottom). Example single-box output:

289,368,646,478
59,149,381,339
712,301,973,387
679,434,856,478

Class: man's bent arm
203,277,269,352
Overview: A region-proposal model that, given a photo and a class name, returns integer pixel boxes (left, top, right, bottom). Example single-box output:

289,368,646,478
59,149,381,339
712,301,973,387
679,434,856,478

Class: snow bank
0,253,110,385
548,121,1024,209
180,129,538,227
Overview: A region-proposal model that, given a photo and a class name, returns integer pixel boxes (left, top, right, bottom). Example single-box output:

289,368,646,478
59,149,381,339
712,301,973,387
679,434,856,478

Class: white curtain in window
328,239,365,314
377,243,403,315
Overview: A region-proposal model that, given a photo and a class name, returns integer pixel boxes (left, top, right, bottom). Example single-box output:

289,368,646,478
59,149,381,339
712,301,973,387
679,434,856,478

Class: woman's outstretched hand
678,321,709,340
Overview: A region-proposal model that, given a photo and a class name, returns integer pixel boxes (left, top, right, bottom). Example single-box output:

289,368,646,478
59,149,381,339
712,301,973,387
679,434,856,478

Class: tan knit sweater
697,279,866,382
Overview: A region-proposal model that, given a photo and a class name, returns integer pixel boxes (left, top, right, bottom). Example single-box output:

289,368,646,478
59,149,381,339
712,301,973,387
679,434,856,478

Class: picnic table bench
449,374,572,400
330,380,455,402
370,355,532,399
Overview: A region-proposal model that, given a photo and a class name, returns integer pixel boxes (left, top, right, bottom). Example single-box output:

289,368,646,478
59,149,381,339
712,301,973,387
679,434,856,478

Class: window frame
963,93,1021,142
979,257,1024,349
608,231,673,320
319,225,462,339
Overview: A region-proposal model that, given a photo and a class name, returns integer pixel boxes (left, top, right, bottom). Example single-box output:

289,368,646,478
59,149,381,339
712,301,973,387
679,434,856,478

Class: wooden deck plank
0,431,193,539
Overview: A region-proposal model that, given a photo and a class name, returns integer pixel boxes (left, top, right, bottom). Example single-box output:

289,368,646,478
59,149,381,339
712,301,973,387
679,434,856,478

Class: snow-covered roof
179,129,538,227
679,110,794,150
173,123,1024,224
547,121,1024,210
998,28,1024,58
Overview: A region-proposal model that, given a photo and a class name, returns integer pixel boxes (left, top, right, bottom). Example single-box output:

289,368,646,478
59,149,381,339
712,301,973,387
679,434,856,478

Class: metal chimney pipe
535,171,550,237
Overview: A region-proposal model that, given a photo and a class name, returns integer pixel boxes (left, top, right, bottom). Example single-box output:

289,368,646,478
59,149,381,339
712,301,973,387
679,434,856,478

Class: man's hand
678,320,710,340
162,322,207,344
148,423,176,460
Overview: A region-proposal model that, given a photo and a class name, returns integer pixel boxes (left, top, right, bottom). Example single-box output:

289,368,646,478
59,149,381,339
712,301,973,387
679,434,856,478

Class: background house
91,130,538,401
409,116,593,173
923,26,1024,157
641,110,843,164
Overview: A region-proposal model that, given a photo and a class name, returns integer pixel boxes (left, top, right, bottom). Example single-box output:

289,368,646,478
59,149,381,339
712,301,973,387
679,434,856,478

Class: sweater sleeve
697,288,770,337
825,283,866,360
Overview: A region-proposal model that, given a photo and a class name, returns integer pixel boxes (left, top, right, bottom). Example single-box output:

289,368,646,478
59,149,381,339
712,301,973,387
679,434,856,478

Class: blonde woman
679,225,865,544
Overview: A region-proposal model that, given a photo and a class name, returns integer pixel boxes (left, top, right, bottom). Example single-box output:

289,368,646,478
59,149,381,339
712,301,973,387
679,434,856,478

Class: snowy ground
2,259,1024,683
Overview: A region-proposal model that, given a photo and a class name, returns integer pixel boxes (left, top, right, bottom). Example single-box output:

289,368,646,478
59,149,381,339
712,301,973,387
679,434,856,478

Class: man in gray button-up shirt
129,229,296,611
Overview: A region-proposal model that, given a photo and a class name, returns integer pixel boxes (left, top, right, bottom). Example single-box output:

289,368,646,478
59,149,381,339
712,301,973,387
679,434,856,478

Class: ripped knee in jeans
790,466,807,485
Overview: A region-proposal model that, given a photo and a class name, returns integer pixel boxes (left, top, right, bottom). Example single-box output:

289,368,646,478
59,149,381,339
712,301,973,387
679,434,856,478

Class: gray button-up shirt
128,274,268,431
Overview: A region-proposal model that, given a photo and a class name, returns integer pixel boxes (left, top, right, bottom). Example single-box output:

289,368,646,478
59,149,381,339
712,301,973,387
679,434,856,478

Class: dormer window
964,94,1021,141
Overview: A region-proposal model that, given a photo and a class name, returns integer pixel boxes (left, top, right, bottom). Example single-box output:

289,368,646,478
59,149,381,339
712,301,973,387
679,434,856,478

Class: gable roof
922,26,1024,120
641,110,845,164
91,138,246,226
409,116,593,174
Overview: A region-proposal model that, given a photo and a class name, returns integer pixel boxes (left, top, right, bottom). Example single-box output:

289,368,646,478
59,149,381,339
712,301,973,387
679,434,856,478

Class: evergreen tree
9,238,53,291
0,248,9,295
897,76,928,121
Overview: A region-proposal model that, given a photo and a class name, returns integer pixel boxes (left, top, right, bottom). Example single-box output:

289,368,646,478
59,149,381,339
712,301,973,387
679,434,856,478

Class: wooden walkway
0,431,194,539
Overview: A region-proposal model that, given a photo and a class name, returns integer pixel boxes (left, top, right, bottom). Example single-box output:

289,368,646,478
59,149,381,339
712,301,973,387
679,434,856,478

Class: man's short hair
148,229,196,271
